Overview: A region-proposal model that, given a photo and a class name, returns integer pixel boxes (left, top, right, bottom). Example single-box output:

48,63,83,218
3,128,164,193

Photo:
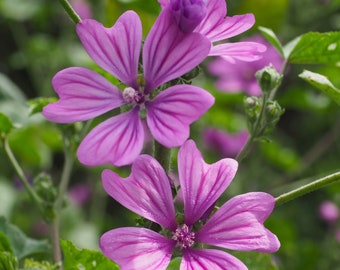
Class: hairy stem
275,171,340,206
53,137,75,269
2,138,43,211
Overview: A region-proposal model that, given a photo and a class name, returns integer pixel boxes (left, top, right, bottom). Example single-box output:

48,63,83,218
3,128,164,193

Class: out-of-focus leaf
285,32,340,64
61,240,119,270
237,0,288,31
23,258,61,270
231,251,279,270
258,26,285,57
0,233,13,253
0,251,18,270
0,0,42,21
0,217,50,260
299,70,340,105
0,73,26,102
0,113,14,136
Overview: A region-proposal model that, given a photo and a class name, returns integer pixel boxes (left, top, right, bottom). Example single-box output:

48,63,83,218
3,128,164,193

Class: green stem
59,0,81,23
153,140,172,174
275,171,340,206
52,137,75,269
236,95,268,163
2,137,43,211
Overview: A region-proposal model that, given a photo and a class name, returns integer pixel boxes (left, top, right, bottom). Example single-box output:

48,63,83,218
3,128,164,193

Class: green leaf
0,233,13,254
0,251,18,270
0,217,50,260
258,26,284,57
299,70,340,105
285,32,340,64
27,97,57,116
0,113,14,136
61,240,119,270
231,251,279,270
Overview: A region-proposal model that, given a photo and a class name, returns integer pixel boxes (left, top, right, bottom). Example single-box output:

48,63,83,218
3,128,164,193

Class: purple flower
203,128,248,158
319,201,339,224
100,140,280,269
159,0,266,62
209,35,284,96
43,10,213,166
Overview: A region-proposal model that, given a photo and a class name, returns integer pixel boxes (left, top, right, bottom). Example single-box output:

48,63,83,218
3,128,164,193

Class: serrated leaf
258,26,284,57
0,217,50,260
60,240,119,270
0,113,14,135
285,32,340,64
299,70,340,105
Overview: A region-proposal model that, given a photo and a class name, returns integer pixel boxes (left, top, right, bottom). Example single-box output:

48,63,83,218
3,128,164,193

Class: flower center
172,224,195,249
123,87,145,105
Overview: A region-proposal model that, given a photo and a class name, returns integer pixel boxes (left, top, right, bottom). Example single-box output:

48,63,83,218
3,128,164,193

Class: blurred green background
1,0,340,269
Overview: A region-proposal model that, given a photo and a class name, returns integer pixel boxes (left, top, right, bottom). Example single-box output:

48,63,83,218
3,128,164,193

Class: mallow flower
100,140,280,269
158,0,266,62
43,9,213,166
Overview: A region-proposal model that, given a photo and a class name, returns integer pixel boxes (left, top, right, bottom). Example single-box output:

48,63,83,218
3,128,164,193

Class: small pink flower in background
71,0,92,19
68,183,92,206
100,140,280,269
319,200,339,224
159,0,266,62
203,128,248,158
208,35,284,96
43,9,213,167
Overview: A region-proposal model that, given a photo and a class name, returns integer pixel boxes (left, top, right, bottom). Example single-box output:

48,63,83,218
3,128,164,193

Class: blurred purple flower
43,10,213,167
319,200,339,224
71,0,92,19
68,183,92,206
100,140,280,269
159,0,266,62
208,35,284,96
203,128,248,158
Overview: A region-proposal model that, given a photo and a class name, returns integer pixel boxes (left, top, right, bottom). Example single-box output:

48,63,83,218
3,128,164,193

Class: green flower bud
255,65,282,94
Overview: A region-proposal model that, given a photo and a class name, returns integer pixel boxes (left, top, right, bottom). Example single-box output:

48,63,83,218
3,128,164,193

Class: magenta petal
77,108,144,166
158,0,169,8
102,155,177,230
146,85,214,148
42,67,124,123
143,8,211,92
209,42,267,63
76,11,141,89
196,0,255,42
100,227,174,270
181,249,247,270
196,192,280,252
178,140,238,225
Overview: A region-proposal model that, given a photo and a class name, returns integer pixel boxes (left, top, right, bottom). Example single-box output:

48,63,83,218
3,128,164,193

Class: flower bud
255,65,282,94
171,0,207,33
